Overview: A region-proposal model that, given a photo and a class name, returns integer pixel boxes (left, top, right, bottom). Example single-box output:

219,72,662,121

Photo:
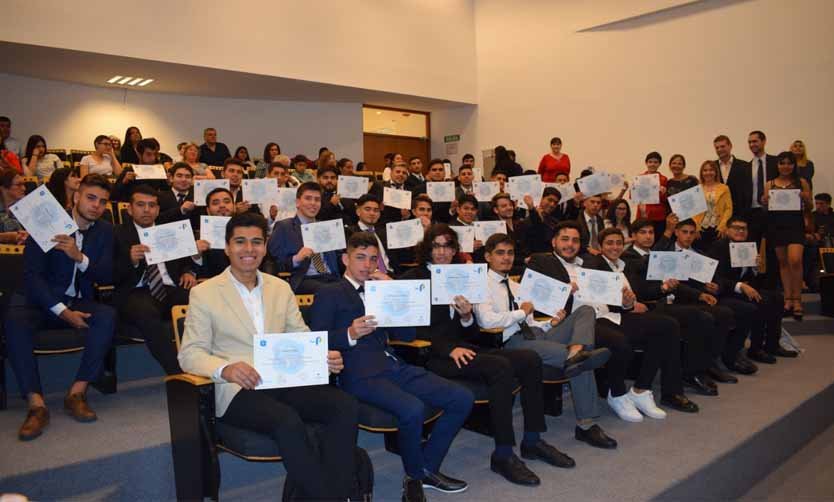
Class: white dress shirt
751,154,766,208
50,225,91,316
359,221,390,271
474,269,551,342
719,155,734,184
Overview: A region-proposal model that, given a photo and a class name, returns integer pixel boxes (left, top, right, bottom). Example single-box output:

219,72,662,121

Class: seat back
0,245,25,313
296,294,314,325
21,176,39,194
171,305,189,352
70,149,95,164
102,202,115,225
820,247,834,273
47,148,69,162
117,202,131,225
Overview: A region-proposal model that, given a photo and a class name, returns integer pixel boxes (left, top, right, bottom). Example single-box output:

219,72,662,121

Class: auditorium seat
20,176,39,194
70,149,94,164
46,148,68,162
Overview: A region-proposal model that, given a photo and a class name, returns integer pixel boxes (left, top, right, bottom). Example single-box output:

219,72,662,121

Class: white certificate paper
646,251,689,280
608,173,626,190
301,218,347,253
426,182,455,203
549,182,576,205
450,225,475,253
508,174,543,209
132,164,167,180
338,176,369,199
668,184,707,220
261,187,298,221
364,279,431,327
768,189,801,211
193,179,230,206
473,181,500,203
386,218,424,250
631,174,660,204
253,331,329,390
515,269,571,317
730,242,758,268
200,215,230,249
474,220,507,242
8,185,78,252
138,220,198,265
682,249,718,284
472,167,484,181
383,187,412,210
577,173,612,197
574,268,623,306
430,263,488,305
242,178,277,204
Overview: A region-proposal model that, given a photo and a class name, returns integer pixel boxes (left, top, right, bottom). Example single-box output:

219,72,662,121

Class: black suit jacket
157,188,198,227
197,249,230,280
112,223,195,306
345,224,401,274
405,174,426,192
620,246,702,304
718,157,753,217
525,252,576,313
372,181,414,225
707,237,759,295
575,212,605,254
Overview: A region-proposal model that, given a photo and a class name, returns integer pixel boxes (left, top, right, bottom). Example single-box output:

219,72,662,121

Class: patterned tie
73,229,89,298
144,263,167,302
366,227,387,273
176,192,185,205
589,218,599,250
310,252,327,274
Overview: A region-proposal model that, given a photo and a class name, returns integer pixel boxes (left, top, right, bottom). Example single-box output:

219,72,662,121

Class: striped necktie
310,252,327,274
144,264,167,302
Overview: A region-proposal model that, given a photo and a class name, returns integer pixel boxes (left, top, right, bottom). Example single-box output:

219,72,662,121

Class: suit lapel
217,270,257,334
262,276,282,333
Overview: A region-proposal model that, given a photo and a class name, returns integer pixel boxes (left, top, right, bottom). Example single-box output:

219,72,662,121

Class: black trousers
717,296,757,362
427,348,545,447
221,385,358,500
723,289,784,354
654,303,716,375
118,286,189,375
595,313,683,397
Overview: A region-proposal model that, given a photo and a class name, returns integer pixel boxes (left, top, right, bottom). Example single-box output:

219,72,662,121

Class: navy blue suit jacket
268,216,340,291
23,220,114,312
309,278,416,383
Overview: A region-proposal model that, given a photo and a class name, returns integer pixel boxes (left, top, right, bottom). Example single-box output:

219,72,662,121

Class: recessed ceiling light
137,79,154,87
107,75,123,84
375,111,382,115
127,77,143,86
106,75,155,87
117,76,133,84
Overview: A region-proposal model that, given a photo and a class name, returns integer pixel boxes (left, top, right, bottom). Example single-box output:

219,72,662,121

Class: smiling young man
179,212,359,500
195,187,236,280
157,162,197,226
311,232,474,502
345,193,397,275
222,158,258,215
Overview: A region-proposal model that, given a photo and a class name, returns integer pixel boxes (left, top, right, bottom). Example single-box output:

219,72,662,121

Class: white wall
0,73,363,162
474,0,834,193
5,0,477,104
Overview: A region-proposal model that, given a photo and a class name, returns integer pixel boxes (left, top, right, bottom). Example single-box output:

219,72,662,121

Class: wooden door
363,133,431,172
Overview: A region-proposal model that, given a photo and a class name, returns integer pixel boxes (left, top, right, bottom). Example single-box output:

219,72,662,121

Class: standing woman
604,199,633,245
120,126,142,165
790,140,814,190
537,137,571,182
256,142,281,178
46,166,82,210
693,161,732,252
763,151,812,320
665,154,699,197
637,151,668,236
79,135,122,177
493,146,523,178
22,135,63,179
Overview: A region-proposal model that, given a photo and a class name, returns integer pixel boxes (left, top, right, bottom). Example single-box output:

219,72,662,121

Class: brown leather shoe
19,406,50,441
64,392,97,422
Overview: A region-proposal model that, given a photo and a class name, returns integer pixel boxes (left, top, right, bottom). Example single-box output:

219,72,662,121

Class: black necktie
357,285,364,294
176,192,185,205
73,229,89,298
502,278,535,339
500,278,516,310
757,158,765,203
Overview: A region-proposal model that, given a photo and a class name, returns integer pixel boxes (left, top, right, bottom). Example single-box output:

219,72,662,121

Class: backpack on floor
281,446,374,501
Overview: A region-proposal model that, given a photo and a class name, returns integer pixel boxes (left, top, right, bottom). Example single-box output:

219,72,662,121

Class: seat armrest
165,373,213,386
388,339,431,348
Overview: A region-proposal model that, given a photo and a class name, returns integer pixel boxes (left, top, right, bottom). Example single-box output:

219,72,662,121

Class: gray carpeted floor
2,335,834,501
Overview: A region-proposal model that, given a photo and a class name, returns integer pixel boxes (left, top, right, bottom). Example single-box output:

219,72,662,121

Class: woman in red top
537,137,571,182
637,151,669,236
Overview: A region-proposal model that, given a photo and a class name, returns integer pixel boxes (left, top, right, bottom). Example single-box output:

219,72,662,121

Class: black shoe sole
421,483,468,494
489,465,541,486
520,450,576,469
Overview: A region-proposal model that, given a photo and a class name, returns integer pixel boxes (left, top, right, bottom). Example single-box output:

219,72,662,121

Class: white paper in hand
577,173,612,197
574,269,623,306
430,264,488,305
450,225,475,253
473,181,500,202
426,182,455,203
253,332,329,390
549,182,576,205
385,218,424,250
200,216,230,249
768,189,801,211
364,279,431,327
472,167,484,182
301,219,347,253
508,174,543,209
473,220,507,242
193,179,230,206
515,269,571,317
242,179,277,204
8,185,78,252
681,249,718,283
668,184,707,220
132,164,167,179
138,220,198,265
730,242,758,268
646,251,689,280
337,176,369,199
631,173,660,204
383,187,412,210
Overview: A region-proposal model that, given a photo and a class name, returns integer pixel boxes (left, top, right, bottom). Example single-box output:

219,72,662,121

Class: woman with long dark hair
46,166,82,210
492,146,523,178
604,199,633,245
22,135,63,178
120,126,142,164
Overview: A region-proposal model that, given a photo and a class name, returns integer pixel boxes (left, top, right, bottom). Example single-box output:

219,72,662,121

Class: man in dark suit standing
575,194,605,256
268,182,341,293
157,162,197,226
113,185,198,375
713,135,752,219
311,232,474,502
745,130,778,242
344,193,399,275
5,174,116,440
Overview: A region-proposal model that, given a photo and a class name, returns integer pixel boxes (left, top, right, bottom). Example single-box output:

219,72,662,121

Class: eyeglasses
431,242,456,250
728,225,748,231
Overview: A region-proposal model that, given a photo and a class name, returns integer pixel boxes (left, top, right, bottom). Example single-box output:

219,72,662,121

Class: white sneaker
607,390,643,422
628,389,667,420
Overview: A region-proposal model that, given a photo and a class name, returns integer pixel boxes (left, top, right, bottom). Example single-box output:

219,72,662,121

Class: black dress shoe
421,469,467,493
564,348,611,379
768,347,799,358
724,355,758,375
520,439,576,468
747,349,777,364
574,424,617,449
682,374,719,396
490,454,541,486
660,394,699,413
707,365,738,384
403,477,426,502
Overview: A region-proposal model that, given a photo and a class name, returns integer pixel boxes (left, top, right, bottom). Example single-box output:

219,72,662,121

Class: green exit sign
444,134,461,143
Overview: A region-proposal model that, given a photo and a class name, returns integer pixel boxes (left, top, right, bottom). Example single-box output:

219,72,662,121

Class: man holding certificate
478,228,617,451
156,162,197,227
345,193,398,274
178,213,358,501
311,232,474,502
403,225,576,487
194,188,234,279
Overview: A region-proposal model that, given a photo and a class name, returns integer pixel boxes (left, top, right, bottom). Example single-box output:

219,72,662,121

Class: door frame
363,104,431,163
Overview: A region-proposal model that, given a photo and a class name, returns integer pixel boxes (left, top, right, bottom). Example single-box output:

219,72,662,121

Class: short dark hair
79,173,112,194
225,212,268,243
347,231,378,252
815,193,832,204
408,156,421,163
457,194,478,208
318,147,330,156
554,220,582,238
462,153,475,162
169,162,193,177
598,227,624,245
269,161,288,173
336,158,352,169
645,151,662,164
458,164,473,174
137,138,160,154
749,130,766,141
490,192,512,210
0,116,10,125
675,218,697,230
129,184,159,202
485,233,514,254
726,215,749,228
416,223,460,264
296,181,322,199
0,169,18,189
550,137,562,145
317,165,339,178
428,158,445,169
630,218,655,234
292,154,310,166
542,186,561,200
94,135,110,146
412,193,433,210
669,154,686,167
223,158,245,171
356,193,380,207
206,187,233,206
713,135,731,145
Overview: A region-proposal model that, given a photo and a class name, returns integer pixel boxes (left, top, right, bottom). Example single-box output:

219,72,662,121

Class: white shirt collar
488,269,510,283
603,256,626,271
134,222,152,234
633,246,650,256
228,269,263,292
358,221,374,231
344,273,363,291
297,214,315,225
555,253,583,267
674,243,689,252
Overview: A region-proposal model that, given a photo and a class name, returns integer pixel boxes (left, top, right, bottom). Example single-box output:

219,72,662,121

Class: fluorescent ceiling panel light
117,76,133,84
107,75,123,84
127,78,143,86
137,79,154,86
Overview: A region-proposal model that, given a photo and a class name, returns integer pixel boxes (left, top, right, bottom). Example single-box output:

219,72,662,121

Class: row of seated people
3,169,798,500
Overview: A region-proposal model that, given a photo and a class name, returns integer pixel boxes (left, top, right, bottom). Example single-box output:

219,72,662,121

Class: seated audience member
404,225,575,486
172,141,186,163
584,228,698,418
522,187,562,254
425,159,454,223
451,194,484,259
22,135,63,178
710,216,797,364
492,192,529,274
394,193,436,267
374,161,413,225
405,156,426,190
316,149,337,172
80,135,122,177
637,151,669,236
4,175,116,440
222,158,258,214
0,169,29,244
381,152,404,182
479,229,617,450
46,166,82,211
290,155,315,184
345,193,398,275
455,165,475,198
198,127,231,166
120,126,142,165
195,187,235,279
805,193,834,288
461,153,475,170
0,116,23,158
310,232,474,501
576,194,605,255
178,213,358,500
109,135,122,160
182,142,214,179
111,138,166,201
538,137,571,182
665,154,699,198
604,198,633,245
157,162,196,225
233,146,256,170
317,165,354,223
255,142,281,178
268,182,341,293
113,185,197,374
337,157,355,176
0,139,23,174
